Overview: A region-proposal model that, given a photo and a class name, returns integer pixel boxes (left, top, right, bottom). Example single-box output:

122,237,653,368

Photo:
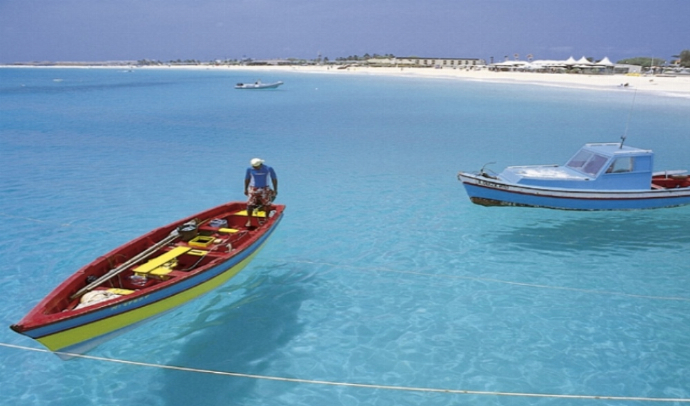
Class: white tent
595,56,614,66
565,56,577,65
576,56,592,65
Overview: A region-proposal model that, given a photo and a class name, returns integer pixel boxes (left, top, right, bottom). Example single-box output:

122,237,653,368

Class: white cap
250,158,264,167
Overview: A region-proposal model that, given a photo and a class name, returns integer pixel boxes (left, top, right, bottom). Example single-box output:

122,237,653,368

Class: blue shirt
245,165,276,188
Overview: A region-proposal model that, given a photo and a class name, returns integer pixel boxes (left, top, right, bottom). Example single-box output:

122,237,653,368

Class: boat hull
11,202,284,352
235,81,283,89
32,236,269,352
458,173,690,210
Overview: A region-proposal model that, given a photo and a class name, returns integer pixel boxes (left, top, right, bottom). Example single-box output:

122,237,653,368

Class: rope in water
2,212,689,401
0,342,688,403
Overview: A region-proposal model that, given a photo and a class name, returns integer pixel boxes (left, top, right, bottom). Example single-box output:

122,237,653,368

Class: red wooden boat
10,201,285,354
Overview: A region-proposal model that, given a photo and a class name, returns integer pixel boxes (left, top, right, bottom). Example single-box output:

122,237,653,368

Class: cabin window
566,150,592,170
567,150,608,176
582,154,608,176
606,157,634,173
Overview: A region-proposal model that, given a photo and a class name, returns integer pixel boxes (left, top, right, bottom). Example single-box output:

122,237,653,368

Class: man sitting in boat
244,158,278,228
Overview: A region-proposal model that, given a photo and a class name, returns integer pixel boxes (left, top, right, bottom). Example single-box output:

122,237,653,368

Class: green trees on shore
676,50,690,67
617,57,666,67
617,50,690,68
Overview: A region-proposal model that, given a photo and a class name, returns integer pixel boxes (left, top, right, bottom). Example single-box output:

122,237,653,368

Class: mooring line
0,342,687,403
280,259,690,303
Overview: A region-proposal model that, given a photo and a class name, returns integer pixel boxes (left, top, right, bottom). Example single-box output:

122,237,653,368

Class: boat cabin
499,143,654,190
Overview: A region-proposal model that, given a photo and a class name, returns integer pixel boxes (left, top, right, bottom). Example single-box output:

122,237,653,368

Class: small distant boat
10,201,285,354
457,140,690,210
235,80,283,89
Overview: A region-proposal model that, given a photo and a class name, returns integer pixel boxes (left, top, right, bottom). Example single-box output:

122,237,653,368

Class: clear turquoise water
1,67,690,405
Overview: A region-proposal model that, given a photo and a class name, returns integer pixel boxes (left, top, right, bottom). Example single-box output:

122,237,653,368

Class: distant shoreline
3,63,689,98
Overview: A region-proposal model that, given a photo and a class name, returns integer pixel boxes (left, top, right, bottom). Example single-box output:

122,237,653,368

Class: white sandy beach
213,64,690,98
5,63,690,98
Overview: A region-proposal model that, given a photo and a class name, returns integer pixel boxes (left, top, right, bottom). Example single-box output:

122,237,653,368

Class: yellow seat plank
134,246,191,274
107,288,135,295
233,210,266,218
149,267,174,277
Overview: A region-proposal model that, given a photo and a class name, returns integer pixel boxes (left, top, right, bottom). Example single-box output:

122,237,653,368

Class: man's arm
269,168,278,196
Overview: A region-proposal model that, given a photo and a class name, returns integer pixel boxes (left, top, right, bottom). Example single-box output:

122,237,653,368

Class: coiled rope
0,343,688,403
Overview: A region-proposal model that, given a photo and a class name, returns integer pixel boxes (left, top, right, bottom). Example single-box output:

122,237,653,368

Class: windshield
582,154,608,176
566,150,609,176
566,150,591,170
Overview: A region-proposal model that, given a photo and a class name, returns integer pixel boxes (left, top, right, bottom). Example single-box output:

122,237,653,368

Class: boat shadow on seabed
491,208,690,255
149,267,310,405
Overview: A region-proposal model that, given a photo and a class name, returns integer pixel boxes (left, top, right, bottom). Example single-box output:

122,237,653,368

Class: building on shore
244,59,299,66
367,57,486,68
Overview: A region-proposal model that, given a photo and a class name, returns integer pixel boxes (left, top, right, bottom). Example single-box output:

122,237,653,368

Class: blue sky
1,0,688,63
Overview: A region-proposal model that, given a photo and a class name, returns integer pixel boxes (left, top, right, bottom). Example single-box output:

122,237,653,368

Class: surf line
1,343,688,403
283,259,690,303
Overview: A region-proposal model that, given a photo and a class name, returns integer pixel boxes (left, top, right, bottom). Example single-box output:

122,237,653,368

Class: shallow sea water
1,67,690,405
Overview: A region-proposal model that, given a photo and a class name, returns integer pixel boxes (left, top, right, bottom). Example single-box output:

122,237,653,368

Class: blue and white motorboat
235,80,283,89
457,140,690,210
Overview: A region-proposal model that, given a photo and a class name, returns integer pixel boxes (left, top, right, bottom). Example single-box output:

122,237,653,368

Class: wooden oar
70,217,213,300
70,232,179,300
